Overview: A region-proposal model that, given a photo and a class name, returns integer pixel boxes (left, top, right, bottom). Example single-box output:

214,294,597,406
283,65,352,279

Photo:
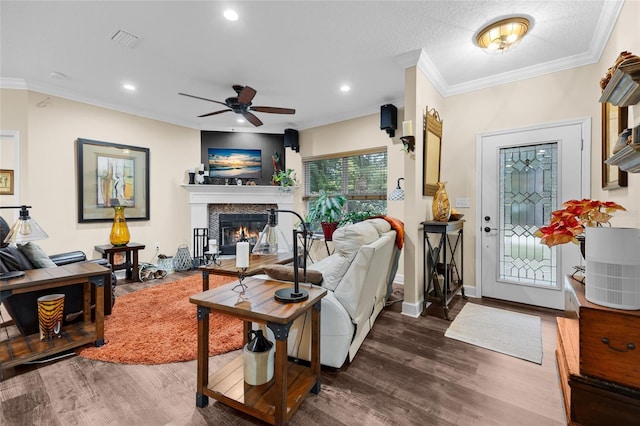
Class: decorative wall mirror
423,107,443,196
601,103,628,190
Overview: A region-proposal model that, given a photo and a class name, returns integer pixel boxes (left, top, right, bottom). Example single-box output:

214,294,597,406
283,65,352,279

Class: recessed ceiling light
340,85,350,92
237,118,245,123
224,9,239,21
123,83,136,91
49,71,66,79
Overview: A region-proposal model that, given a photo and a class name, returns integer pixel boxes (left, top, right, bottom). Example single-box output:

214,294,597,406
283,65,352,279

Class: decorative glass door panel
499,143,558,288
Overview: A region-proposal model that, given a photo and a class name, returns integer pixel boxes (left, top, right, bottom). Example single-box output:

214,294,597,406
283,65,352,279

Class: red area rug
76,274,243,365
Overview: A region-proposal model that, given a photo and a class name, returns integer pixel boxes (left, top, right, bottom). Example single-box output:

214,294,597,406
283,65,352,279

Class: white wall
1,90,200,262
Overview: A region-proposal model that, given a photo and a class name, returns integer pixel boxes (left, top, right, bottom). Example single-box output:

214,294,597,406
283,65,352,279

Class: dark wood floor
0,271,566,425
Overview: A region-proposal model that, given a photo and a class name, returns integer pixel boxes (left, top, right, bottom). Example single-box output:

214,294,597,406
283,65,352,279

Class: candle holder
233,267,248,294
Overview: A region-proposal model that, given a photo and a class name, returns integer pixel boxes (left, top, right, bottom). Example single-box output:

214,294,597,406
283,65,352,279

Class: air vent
107,28,140,48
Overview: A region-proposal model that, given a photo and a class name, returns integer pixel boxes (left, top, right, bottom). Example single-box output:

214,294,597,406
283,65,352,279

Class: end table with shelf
95,242,145,282
421,220,466,320
190,277,326,425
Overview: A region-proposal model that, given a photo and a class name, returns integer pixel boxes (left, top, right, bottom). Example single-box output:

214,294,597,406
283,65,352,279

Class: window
303,149,387,224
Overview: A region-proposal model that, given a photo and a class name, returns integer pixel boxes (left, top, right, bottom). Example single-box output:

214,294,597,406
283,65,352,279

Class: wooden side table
95,242,145,282
199,252,293,291
190,277,326,425
0,262,109,379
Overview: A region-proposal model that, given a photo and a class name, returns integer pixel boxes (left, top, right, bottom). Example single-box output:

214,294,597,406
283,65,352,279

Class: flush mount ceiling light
475,17,530,54
224,9,238,21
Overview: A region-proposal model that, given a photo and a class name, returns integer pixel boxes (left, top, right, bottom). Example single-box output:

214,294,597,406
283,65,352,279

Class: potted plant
307,190,346,241
533,199,626,257
272,168,297,191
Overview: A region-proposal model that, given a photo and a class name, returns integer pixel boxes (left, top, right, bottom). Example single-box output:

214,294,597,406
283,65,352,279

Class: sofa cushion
365,218,391,234
263,264,323,284
18,242,57,268
333,221,379,256
1,245,35,271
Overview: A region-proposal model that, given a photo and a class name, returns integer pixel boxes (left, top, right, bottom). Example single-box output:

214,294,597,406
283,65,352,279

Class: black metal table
421,220,466,320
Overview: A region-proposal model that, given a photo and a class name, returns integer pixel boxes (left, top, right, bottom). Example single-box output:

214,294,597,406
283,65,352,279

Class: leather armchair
0,216,116,336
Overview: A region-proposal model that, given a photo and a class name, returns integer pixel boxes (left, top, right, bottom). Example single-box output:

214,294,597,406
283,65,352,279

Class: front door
479,120,588,309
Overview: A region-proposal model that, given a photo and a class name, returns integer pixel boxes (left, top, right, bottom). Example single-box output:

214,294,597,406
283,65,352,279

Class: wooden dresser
556,276,640,425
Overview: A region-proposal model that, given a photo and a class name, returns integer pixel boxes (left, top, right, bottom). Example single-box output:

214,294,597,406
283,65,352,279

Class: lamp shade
3,206,49,244
252,209,291,255
388,178,405,201
476,17,530,53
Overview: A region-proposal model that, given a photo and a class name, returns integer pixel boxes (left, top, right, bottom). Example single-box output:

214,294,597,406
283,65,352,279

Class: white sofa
261,218,400,368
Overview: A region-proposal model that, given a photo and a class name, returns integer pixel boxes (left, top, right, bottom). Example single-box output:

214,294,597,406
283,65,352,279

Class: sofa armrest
49,251,87,266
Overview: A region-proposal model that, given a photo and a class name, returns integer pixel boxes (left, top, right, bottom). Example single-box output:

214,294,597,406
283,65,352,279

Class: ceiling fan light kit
476,16,530,54
179,85,295,127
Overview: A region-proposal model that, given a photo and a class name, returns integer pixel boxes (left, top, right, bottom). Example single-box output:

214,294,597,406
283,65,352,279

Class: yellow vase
432,182,451,222
110,206,130,246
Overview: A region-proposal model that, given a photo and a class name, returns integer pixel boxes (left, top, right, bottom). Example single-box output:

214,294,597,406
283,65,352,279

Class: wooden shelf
605,143,640,173
204,354,315,424
599,61,640,106
0,322,97,369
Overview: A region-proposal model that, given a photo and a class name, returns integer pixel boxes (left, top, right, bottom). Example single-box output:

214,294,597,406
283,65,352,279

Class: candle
236,241,250,268
199,163,204,171
209,238,217,253
402,120,413,137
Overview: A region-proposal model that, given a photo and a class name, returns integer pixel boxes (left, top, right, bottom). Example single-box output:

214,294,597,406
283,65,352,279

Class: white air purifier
585,227,640,310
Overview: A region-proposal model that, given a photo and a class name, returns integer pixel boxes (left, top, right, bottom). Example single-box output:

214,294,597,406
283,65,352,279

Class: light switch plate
455,198,470,208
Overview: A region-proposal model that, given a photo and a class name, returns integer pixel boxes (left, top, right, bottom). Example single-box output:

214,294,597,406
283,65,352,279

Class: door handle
484,227,497,233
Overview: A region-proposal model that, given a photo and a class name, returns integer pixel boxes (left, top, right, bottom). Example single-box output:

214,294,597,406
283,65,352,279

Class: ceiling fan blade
198,109,232,118
243,111,263,127
237,86,257,104
251,106,296,114
179,92,228,107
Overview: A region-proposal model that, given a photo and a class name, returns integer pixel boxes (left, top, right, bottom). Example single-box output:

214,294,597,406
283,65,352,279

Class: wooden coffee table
199,252,293,291
190,277,326,426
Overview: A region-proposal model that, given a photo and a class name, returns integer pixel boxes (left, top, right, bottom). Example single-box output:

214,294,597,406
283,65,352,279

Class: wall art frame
601,103,628,190
0,169,14,195
423,106,443,196
77,138,150,222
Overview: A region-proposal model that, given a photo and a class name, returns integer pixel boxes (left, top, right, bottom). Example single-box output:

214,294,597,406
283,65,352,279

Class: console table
0,262,108,379
190,277,326,425
421,220,465,320
95,242,145,282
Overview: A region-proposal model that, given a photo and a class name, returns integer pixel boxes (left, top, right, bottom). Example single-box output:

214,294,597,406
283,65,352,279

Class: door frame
474,118,591,300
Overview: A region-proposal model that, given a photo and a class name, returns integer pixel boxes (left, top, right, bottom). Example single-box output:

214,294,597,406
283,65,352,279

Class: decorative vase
321,222,339,241
110,206,130,246
432,181,451,222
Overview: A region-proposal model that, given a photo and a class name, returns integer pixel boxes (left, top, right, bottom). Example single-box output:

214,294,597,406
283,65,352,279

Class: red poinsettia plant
534,199,626,247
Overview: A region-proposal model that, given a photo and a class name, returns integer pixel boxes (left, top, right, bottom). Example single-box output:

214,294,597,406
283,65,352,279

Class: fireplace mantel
181,184,296,246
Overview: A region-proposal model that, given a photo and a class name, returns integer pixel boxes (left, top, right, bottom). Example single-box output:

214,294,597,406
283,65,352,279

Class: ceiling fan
179,84,295,127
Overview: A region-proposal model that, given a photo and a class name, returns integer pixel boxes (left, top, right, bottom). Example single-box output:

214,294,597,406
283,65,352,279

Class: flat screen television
208,148,262,179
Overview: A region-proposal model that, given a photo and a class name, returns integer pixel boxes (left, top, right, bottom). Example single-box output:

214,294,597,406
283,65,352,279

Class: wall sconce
388,178,405,201
400,120,415,152
0,205,49,279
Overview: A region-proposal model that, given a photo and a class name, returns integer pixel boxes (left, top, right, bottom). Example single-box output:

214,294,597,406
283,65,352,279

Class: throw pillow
17,242,57,268
263,264,323,284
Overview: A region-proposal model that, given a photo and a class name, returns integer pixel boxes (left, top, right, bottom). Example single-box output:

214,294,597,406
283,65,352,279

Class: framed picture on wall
0,169,14,195
77,138,150,222
601,103,628,190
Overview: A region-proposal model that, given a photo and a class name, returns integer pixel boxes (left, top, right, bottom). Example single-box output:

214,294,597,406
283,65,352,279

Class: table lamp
254,209,309,303
0,205,49,279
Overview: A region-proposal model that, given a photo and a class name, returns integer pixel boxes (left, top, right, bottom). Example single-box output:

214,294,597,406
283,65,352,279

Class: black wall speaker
284,128,299,152
380,104,397,137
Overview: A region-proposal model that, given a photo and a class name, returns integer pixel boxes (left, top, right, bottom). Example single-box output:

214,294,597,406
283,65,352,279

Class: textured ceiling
0,1,623,133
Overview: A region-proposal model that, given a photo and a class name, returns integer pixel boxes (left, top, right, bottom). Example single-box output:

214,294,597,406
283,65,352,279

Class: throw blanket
370,215,404,250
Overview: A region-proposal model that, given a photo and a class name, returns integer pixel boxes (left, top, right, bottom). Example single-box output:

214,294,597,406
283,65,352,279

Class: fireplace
219,213,268,254
182,184,295,255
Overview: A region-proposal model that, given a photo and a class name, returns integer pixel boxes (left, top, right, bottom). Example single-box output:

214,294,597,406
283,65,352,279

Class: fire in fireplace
218,213,268,255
